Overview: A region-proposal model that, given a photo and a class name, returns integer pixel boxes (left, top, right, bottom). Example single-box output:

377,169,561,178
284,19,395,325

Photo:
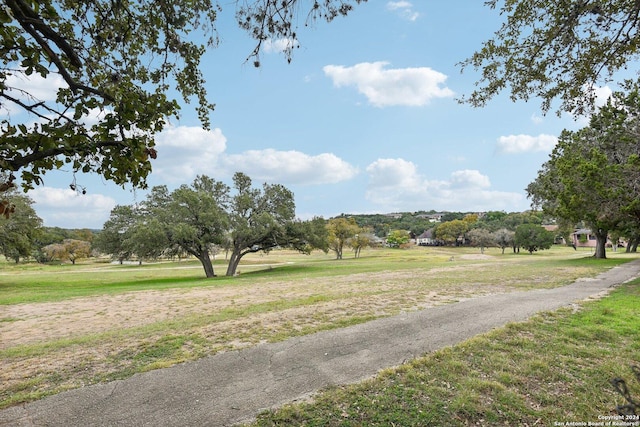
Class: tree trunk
226,250,242,276
593,228,608,259
196,249,215,278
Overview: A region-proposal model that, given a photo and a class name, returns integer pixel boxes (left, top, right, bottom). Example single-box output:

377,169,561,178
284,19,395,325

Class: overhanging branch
5,138,127,171
5,0,115,102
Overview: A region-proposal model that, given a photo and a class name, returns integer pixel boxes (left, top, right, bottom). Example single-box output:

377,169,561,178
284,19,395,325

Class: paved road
2,259,639,427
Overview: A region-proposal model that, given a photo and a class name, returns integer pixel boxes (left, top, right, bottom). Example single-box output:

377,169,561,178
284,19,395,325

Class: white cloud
387,0,412,8
365,158,424,189
30,187,116,229
449,169,491,189
386,1,420,21
263,38,299,54
222,149,358,185
323,62,454,107
590,85,613,108
365,158,523,212
496,134,557,154
147,125,357,186
25,133,358,228
4,72,64,102
150,126,228,183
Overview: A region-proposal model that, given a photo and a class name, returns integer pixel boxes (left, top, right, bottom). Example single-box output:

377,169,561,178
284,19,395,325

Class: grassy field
250,279,640,426
1,245,639,424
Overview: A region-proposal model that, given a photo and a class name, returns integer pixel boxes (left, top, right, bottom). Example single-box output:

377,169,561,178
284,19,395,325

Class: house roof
417,229,434,239
572,228,591,235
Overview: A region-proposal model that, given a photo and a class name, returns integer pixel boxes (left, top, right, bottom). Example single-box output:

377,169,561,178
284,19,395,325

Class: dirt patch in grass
0,264,507,350
459,254,495,260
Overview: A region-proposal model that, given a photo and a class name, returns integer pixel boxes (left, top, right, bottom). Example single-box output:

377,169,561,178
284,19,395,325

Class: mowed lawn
1,245,639,424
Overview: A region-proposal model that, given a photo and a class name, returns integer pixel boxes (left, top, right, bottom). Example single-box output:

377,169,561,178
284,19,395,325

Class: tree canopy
326,217,361,259
527,80,640,258
42,238,91,264
467,228,494,253
386,229,410,248
141,176,230,277
225,172,327,276
0,0,365,194
92,205,137,264
514,223,554,254
461,0,640,115
435,219,469,246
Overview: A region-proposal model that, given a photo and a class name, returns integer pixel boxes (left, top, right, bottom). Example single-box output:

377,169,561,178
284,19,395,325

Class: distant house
571,228,599,248
368,235,386,247
415,213,445,223
416,229,438,246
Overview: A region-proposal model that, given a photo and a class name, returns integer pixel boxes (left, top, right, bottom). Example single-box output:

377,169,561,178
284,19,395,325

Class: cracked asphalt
2,259,639,427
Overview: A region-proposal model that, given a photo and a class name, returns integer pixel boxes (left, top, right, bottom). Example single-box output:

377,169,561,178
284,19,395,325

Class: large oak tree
142,176,230,277
527,80,640,258
225,172,327,276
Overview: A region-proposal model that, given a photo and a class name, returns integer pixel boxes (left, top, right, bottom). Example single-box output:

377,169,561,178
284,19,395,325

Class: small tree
514,224,555,254
467,228,493,254
93,205,138,263
327,217,361,260
43,239,91,264
386,229,410,248
492,228,515,254
435,220,469,246
64,239,92,264
350,233,372,258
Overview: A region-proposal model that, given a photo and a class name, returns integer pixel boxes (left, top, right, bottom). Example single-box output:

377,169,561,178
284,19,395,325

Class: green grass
1,245,639,416
249,280,640,426
1,246,630,305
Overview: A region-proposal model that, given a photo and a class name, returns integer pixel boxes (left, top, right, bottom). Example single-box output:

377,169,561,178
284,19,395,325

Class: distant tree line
330,210,558,255
343,211,476,238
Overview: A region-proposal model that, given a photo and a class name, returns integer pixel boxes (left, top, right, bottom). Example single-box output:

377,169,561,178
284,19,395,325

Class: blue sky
17,1,611,229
